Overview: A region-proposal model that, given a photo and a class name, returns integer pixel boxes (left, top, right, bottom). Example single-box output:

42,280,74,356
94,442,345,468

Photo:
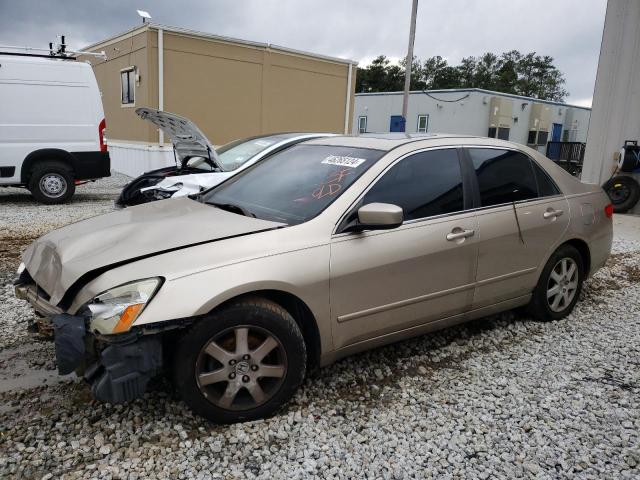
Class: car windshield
202,144,385,224
214,136,285,171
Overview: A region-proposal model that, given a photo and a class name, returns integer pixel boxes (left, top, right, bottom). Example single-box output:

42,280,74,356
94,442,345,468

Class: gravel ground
0,178,639,479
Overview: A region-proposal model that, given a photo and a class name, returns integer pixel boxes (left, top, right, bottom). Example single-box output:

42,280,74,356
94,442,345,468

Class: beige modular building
81,23,357,176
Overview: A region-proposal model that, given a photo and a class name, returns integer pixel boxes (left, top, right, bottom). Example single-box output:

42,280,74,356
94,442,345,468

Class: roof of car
302,133,484,151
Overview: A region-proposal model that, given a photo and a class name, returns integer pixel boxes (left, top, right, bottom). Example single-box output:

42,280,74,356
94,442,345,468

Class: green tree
355,50,568,101
457,57,476,88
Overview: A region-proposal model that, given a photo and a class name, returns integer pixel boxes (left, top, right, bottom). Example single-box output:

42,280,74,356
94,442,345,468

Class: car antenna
511,196,525,244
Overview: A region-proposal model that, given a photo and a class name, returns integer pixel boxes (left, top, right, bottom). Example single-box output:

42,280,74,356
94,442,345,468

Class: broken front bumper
15,282,163,404
14,283,62,317
52,313,163,404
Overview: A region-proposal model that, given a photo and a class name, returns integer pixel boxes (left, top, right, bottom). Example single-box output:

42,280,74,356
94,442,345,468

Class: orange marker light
112,303,144,333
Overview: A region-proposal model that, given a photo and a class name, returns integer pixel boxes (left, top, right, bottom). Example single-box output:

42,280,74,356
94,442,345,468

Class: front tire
28,162,75,204
173,298,306,423
526,244,584,321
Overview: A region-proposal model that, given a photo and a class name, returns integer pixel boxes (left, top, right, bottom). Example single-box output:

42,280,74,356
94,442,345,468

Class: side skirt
320,294,531,366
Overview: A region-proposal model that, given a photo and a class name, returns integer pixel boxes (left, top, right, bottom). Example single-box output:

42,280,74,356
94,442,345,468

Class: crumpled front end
52,313,163,403
14,277,165,403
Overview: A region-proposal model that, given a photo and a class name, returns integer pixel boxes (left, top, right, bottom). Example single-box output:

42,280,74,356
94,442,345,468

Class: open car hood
136,108,222,170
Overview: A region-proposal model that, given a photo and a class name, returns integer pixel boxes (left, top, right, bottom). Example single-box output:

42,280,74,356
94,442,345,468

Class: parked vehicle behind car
115,108,332,207
15,134,613,423
0,51,110,203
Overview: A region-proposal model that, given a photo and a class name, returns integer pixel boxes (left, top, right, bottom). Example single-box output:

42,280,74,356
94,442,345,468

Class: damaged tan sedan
15,135,613,423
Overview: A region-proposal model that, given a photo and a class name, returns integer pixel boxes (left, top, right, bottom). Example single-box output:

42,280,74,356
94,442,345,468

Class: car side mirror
356,203,403,230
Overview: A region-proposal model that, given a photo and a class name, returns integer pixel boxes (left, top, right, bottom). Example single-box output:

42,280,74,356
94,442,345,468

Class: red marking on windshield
312,168,352,200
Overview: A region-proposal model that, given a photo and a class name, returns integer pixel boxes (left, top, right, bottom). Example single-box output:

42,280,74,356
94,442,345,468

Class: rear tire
603,175,640,213
525,244,584,321
28,162,75,204
173,298,306,423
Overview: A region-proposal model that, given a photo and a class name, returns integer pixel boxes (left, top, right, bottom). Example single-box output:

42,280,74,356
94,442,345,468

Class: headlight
16,262,26,274
87,278,162,334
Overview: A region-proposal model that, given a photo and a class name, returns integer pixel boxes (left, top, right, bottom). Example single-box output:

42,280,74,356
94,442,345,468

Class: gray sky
0,0,606,106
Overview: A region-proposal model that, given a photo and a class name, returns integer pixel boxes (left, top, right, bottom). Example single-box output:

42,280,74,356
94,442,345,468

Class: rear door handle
446,229,475,241
543,209,564,219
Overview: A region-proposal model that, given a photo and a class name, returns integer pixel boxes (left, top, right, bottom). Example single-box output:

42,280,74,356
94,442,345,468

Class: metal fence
546,142,586,177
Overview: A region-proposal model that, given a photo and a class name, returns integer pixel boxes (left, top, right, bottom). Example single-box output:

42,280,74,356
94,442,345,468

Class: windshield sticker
312,168,352,199
321,155,367,168
254,140,274,147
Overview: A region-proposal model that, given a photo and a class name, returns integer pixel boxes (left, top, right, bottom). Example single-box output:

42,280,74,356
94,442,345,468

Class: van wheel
526,244,584,321
173,298,306,423
29,162,75,204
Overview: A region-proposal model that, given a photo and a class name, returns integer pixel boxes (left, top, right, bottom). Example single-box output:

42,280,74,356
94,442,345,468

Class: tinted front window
203,145,384,224
469,149,538,206
363,149,464,221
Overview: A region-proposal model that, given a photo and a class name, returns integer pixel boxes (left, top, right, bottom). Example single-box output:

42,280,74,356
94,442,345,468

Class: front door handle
446,228,475,241
543,208,564,219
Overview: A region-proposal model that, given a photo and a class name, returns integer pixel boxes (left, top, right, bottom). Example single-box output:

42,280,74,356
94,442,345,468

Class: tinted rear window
468,148,538,206
532,160,560,197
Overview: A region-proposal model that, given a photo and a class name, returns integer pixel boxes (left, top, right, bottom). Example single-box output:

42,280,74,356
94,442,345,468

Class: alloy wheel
195,326,287,411
546,258,579,312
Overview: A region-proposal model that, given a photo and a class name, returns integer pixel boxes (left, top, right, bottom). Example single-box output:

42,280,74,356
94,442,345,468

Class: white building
352,88,591,154
582,0,640,214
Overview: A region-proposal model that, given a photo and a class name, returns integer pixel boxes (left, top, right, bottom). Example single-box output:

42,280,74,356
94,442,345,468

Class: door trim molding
337,282,475,323
475,266,537,287
336,266,536,324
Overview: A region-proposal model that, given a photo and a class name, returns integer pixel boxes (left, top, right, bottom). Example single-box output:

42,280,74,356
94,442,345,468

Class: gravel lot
0,177,639,479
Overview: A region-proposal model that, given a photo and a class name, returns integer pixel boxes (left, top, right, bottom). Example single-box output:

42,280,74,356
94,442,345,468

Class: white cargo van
0,52,110,203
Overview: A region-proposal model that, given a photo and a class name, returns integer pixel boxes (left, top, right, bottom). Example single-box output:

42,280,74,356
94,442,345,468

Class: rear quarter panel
528,148,612,276
566,189,613,276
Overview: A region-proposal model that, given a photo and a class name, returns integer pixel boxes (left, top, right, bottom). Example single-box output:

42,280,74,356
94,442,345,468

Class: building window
358,116,367,134
537,130,549,146
417,114,429,133
488,127,497,138
121,67,135,105
527,130,537,145
497,127,510,140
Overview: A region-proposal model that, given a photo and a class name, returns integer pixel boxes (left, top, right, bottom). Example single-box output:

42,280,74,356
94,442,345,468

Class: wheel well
563,238,591,278
21,149,75,183
215,290,322,370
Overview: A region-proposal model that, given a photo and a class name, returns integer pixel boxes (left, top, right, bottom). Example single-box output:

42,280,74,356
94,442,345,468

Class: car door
465,148,570,309
330,148,478,350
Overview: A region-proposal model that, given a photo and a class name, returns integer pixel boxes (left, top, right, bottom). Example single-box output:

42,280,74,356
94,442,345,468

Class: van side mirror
356,203,403,230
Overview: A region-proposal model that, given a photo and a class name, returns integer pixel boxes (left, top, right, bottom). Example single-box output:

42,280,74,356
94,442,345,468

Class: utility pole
401,0,419,132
